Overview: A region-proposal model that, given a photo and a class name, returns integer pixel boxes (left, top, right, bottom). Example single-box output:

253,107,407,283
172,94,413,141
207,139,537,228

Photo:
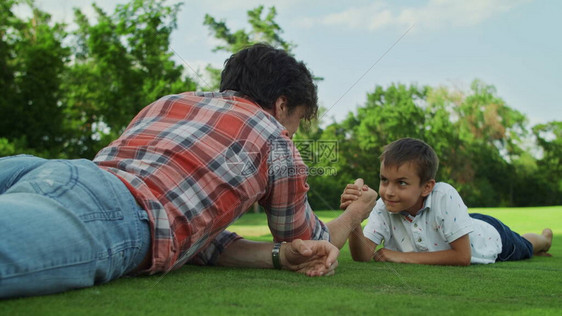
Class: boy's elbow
448,258,470,266
351,253,372,262
458,255,471,266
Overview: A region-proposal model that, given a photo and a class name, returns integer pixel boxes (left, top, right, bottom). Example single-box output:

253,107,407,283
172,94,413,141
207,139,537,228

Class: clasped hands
339,178,400,263
340,178,378,224
283,179,378,276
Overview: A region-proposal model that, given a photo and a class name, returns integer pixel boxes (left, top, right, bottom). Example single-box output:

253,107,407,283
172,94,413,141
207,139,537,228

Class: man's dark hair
220,43,318,120
379,138,439,185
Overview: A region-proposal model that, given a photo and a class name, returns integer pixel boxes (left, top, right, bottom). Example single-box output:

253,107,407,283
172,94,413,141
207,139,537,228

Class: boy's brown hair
379,138,439,185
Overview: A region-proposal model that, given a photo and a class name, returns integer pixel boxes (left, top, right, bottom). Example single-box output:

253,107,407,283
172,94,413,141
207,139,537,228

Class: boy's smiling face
379,161,435,216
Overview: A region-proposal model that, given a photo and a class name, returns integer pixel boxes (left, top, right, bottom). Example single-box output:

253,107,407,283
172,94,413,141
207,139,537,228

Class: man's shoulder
158,91,249,104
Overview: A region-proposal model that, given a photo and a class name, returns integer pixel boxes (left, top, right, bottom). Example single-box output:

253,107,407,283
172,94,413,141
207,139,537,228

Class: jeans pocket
25,160,123,220
27,160,78,198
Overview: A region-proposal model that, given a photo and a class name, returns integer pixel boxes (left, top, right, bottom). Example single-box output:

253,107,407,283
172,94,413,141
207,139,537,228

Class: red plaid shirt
94,91,329,273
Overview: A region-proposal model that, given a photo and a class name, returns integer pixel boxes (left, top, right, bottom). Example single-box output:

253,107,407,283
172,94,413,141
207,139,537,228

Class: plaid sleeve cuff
312,213,331,241
186,230,243,266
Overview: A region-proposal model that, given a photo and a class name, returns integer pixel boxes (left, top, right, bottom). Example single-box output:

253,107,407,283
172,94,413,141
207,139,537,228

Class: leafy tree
533,122,562,177
1,0,195,159
0,0,70,157
61,0,196,158
423,86,467,186
452,80,528,206
345,84,429,186
325,80,534,208
204,6,294,55
202,6,296,90
301,84,431,209
293,108,349,210
530,121,562,205
0,0,16,123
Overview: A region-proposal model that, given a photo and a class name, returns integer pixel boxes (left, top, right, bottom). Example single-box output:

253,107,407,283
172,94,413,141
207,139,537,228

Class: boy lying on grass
340,138,553,265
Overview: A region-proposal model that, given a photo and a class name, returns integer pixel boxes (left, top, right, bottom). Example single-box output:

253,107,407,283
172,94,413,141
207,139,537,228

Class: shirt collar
222,90,260,107
398,190,433,217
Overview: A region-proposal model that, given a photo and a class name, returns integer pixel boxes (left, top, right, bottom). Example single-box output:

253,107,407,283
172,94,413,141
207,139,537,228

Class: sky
21,0,562,127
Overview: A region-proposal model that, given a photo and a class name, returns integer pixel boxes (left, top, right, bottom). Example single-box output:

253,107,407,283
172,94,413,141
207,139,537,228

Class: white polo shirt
363,182,502,264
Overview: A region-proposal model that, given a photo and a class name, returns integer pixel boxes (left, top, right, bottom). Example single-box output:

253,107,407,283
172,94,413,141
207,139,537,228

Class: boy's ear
421,179,436,197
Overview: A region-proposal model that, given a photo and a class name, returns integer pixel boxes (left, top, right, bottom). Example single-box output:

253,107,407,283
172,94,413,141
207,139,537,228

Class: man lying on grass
340,137,553,265
0,44,377,299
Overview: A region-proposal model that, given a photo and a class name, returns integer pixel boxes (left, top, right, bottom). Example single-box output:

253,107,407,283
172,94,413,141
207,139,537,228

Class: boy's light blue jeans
0,155,150,298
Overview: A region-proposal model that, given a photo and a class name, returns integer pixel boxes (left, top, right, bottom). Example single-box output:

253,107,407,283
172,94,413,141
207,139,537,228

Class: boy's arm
326,178,377,249
349,226,378,262
374,234,471,266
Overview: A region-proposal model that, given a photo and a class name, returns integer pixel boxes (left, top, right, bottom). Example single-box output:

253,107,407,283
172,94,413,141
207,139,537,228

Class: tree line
1,0,560,208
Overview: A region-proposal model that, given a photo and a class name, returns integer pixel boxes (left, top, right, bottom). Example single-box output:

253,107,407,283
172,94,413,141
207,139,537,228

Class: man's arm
262,135,330,242
374,234,471,266
327,178,377,249
216,238,339,276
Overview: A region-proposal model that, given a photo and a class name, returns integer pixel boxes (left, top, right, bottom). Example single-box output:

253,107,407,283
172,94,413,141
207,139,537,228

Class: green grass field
2,207,561,315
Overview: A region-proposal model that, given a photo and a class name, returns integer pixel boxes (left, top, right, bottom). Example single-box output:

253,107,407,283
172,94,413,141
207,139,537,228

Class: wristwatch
272,242,282,269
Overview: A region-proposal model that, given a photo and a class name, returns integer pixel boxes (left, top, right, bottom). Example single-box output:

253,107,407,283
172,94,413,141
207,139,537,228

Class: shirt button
414,223,418,228
418,238,422,242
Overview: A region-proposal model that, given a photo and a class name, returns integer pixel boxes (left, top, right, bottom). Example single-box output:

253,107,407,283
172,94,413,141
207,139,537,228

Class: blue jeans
469,213,533,262
0,155,150,298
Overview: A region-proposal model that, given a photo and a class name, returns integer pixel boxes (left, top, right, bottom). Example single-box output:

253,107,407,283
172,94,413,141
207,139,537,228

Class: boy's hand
327,179,378,250
340,178,378,212
342,178,378,223
373,248,402,263
339,178,375,210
